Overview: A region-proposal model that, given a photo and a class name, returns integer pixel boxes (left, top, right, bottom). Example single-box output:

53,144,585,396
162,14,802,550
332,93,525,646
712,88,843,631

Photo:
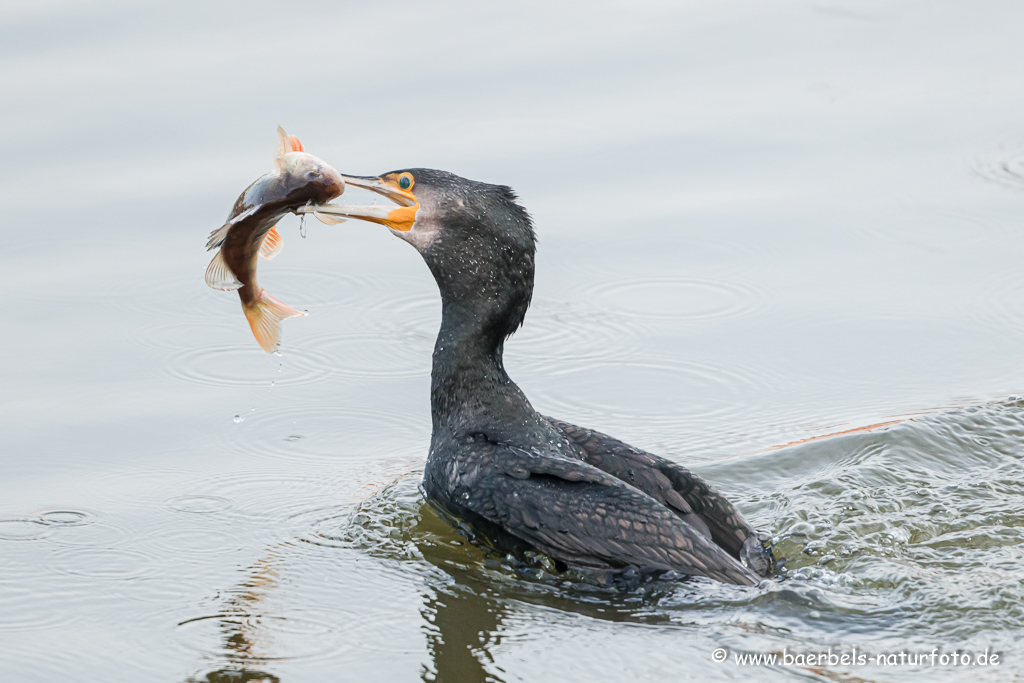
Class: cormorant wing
546,417,773,577
452,440,759,586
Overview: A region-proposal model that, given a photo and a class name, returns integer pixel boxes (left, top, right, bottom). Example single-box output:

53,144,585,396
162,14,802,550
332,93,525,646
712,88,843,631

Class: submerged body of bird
204,127,344,352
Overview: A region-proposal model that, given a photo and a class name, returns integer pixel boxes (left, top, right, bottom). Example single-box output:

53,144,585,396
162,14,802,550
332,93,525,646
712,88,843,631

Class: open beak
296,174,418,232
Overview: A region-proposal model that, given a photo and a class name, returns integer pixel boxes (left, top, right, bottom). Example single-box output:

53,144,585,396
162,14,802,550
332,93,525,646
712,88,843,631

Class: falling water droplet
299,213,307,239
233,415,244,423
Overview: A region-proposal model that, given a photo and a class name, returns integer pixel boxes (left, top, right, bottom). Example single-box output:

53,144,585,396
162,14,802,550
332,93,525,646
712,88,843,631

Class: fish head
275,151,345,205
272,126,344,205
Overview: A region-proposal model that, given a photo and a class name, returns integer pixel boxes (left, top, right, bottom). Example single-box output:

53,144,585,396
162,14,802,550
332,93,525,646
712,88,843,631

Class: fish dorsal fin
276,125,290,157
313,211,346,225
205,250,242,291
276,125,304,157
259,226,283,261
244,289,306,353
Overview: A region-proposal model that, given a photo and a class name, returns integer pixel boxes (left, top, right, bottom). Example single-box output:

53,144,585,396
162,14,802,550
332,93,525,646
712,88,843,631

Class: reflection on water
182,554,284,683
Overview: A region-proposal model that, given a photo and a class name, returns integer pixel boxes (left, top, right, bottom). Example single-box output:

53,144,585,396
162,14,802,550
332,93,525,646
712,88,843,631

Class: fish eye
398,174,414,191
305,170,320,181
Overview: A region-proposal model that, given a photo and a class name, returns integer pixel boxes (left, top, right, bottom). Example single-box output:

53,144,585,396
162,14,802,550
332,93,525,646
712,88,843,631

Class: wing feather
546,417,773,575
452,444,758,585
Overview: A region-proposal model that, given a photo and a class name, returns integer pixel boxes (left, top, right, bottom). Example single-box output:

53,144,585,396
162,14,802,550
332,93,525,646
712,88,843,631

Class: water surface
3,1,1024,681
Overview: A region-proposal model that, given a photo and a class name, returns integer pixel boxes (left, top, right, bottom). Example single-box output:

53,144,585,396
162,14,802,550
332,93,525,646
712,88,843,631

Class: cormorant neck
406,175,538,437
424,230,536,435
430,292,531,435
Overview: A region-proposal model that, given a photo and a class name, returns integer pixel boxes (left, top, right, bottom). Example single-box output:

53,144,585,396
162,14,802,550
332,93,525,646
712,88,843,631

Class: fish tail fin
244,289,306,353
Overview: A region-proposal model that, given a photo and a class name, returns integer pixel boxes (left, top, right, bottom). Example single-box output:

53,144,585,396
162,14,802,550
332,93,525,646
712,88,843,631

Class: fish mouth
297,174,418,232
320,166,345,199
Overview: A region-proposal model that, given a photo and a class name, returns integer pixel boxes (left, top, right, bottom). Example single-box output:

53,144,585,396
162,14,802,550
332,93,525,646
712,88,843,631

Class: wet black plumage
376,169,774,585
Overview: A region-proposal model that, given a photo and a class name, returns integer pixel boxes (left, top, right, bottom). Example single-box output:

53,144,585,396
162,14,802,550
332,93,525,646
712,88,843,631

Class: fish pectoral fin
206,222,232,251
244,290,307,353
313,211,346,226
206,206,259,251
259,226,283,261
205,251,242,291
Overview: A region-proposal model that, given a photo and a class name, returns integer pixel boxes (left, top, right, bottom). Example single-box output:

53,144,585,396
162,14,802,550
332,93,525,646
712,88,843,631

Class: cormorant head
302,169,536,342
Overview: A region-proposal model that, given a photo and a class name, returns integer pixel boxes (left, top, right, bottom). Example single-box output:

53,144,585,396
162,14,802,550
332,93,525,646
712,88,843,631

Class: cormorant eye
398,174,413,190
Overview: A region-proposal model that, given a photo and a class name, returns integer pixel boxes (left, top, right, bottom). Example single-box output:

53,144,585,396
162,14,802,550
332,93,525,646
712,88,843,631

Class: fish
205,126,344,352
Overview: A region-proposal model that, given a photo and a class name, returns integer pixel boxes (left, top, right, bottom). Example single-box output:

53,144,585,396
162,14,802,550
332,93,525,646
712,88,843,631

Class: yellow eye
398,173,414,191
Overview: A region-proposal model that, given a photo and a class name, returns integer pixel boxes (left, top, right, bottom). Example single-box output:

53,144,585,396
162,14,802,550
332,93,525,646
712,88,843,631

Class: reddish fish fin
205,251,242,291
275,125,303,156
259,226,283,261
244,290,306,353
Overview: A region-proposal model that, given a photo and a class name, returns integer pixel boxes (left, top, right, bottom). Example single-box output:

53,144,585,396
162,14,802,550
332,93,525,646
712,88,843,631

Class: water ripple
855,206,993,249
509,297,642,367
0,518,52,541
0,508,97,542
583,277,767,322
48,547,158,580
166,495,234,515
115,577,213,605
0,582,82,633
161,344,335,388
146,526,242,555
47,522,132,548
39,509,94,526
212,402,429,464
300,330,430,379
973,143,1024,191
132,269,401,321
174,611,348,663
527,356,787,428
971,270,1024,337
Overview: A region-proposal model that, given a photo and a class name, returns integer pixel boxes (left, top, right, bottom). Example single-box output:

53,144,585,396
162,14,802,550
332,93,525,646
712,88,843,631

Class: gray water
3,1,1024,681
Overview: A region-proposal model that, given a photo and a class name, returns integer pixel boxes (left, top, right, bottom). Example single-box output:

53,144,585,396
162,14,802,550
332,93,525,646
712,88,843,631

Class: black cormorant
302,169,774,585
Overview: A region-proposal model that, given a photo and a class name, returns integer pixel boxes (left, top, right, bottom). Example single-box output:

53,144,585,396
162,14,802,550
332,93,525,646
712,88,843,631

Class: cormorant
301,169,774,585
